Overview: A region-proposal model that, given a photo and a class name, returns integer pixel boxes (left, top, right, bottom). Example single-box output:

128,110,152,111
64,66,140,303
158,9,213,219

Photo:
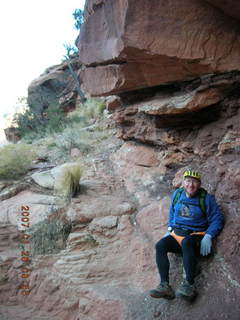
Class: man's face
183,177,201,197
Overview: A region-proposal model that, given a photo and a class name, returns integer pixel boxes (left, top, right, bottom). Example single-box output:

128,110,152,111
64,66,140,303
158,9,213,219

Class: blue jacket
168,189,223,237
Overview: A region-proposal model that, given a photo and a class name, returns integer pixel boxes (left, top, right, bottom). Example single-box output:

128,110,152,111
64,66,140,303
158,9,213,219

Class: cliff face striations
78,0,240,96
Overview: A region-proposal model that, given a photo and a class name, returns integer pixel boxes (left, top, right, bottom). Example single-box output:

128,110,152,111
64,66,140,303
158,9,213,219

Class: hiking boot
149,282,175,299
176,280,197,301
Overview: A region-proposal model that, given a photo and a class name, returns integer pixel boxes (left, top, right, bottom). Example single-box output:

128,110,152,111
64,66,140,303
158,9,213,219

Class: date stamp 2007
19,205,31,296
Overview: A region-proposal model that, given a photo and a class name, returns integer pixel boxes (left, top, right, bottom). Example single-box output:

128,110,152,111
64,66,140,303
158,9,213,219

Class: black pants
155,234,203,285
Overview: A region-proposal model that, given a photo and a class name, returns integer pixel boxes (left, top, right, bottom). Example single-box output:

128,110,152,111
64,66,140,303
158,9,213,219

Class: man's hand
200,234,212,256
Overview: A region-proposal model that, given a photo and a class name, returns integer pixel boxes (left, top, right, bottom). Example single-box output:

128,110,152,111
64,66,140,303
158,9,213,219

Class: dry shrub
54,162,82,199
0,144,36,180
29,218,72,255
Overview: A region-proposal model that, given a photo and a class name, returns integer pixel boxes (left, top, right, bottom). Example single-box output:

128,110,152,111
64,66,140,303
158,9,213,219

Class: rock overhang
78,0,240,97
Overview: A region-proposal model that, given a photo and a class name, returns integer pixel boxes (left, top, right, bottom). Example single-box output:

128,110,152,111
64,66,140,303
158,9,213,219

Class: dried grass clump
0,144,36,180
29,218,72,255
54,162,82,199
67,97,105,124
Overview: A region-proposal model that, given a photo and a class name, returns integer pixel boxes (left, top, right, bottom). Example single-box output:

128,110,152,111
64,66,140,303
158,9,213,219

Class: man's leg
149,235,181,299
155,235,182,283
181,235,202,284
176,235,203,300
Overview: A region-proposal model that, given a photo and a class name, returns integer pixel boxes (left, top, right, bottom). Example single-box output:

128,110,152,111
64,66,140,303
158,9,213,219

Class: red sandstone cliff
78,0,240,96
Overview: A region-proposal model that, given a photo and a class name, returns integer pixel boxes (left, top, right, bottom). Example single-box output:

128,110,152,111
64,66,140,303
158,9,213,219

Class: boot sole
149,292,175,300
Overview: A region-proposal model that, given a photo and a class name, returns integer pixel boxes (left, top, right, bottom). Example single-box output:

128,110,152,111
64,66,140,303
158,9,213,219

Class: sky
0,0,86,143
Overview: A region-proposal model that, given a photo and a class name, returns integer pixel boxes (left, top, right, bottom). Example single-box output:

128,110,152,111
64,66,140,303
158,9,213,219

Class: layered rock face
114,71,240,145
78,0,240,96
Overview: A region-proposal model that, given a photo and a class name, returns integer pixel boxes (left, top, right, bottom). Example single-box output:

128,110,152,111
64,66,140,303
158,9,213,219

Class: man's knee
155,237,168,252
181,236,195,250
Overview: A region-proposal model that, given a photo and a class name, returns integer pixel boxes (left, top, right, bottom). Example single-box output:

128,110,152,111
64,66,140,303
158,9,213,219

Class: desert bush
33,124,113,164
29,218,72,255
15,98,105,144
14,105,67,142
54,162,82,199
54,126,91,152
67,98,105,125
0,144,36,180
82,97,105,118
16,97,109,163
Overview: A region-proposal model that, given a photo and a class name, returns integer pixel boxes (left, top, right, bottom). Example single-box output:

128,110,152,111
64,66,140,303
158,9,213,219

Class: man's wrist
168,226,173,232
205,233,212,238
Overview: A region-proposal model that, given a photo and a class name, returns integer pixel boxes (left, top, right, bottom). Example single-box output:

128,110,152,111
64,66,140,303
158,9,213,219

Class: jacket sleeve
168,190,178,228
205,194,224,237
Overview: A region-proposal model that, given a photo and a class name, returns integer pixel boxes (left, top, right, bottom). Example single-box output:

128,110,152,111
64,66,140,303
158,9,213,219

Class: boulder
31,170,55,189
105,95,122,112
136,198,170,242
70,148,83,158
27,55,81,115
110,141,167,206
69,194,135,223
0,191,57,230
4,127,20,143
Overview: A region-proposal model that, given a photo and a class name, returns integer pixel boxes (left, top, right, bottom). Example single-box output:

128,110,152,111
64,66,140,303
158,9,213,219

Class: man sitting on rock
149,170,224,301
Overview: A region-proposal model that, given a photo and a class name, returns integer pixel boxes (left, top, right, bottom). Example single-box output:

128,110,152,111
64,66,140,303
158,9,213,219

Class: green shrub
55,125,111,156
13,98,105,143
54,162,82,199
0,144,36,180
82,98,105,118
54,126,93,154
12,97,109,163
29,218,72,255
67,98,105,124
32,124,113,164
13,105,67,142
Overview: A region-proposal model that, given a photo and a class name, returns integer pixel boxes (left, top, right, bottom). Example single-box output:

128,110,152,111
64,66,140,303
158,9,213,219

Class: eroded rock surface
78,0,240,96
1,119,240,319
27,55,81,115
0,191,57,230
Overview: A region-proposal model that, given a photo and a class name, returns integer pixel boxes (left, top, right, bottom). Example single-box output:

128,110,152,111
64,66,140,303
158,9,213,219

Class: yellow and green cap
183,170,201,181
